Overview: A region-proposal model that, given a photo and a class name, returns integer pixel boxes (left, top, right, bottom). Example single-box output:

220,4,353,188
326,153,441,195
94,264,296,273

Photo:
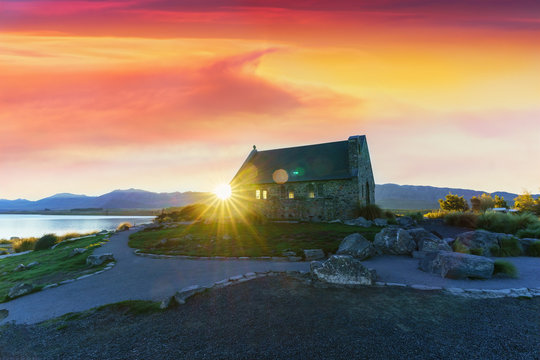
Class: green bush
526,241,540,257
452,240,470,254
34,234,59,251
444,212,478,228
477,212,539,234
156,203,211,223
493,260,518,278
424,210,448,219
0,248,8,255
383,210,395,220
490,237,522,257
116,222,132,231
517,223,540,239
355,204,383,220
439,193,469,211
470,248,483,256
409,212,424,223
12,238,37,252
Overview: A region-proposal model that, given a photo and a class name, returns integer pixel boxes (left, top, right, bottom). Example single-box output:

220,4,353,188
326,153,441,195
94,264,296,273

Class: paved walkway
2,227,539,325
0,227,309,325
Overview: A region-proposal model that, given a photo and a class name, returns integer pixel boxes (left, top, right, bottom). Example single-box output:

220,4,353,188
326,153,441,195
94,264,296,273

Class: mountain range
0,184,535,212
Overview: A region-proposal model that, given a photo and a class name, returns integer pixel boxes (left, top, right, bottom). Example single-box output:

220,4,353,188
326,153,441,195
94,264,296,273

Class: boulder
373,218,388,227
396,216,416,228
454,230,517,257
8,283,34,299
310,261,323,272
336,233,375,260
407,228,452,252
373,226,416,255
344,217,373,228
304,249,325,261
86,253,115,266
173,285,206,304
419,251,494,279
70,248,87,257
312,255,376,285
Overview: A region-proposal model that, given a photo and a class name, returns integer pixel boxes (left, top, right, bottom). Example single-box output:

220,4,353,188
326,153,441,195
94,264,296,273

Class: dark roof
232,138,363,185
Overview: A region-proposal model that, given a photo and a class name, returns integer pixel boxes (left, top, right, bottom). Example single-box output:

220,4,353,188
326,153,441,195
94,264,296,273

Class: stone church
230,135,375,221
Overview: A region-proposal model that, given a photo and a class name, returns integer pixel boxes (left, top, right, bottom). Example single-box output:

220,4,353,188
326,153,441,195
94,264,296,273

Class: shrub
12,238,37,252
489,237,522,257
0,248,8,255
514,192,537,213
156,204,211,223
409,212,424,223
383,210,395,220
494,195,508,209
34,234,59,251
355,204,383,220
444,211,477,228
424,210,448,219
439,193,469,211
0,239,11,244
470,248,483,256
471,193,496,212
117,222,133,231
452,240,470,254
477,212,538,234
517,223,540,239
525,241,540,257
493,260,518,278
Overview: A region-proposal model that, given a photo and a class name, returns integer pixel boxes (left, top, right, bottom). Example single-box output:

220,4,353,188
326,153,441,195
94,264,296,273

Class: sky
1,0,539,200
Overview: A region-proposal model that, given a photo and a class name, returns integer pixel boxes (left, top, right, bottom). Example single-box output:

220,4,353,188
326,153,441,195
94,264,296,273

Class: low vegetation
116,222,133,231
489,237,522,257
477,212,538,235
517,223,540,239
129,222,380,257
444,211,478,228
0,234,108,302
493,260,518,278
155,204,211,223
34,234,59,251
354,204,384,220
9,232,98,253
525,241,540,257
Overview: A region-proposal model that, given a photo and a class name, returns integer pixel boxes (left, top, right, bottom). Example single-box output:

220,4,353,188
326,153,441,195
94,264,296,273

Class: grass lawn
0,234,109,302
129,222,381,257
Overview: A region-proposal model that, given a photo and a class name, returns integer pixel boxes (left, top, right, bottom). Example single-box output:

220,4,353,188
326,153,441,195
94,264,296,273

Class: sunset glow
1,1,539,199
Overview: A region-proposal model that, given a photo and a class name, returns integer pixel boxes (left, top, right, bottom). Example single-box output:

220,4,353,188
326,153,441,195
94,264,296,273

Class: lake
0,214,155,239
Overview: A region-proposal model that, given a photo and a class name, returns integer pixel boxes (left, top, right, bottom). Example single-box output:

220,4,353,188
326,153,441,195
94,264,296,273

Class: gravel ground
1,276,539,360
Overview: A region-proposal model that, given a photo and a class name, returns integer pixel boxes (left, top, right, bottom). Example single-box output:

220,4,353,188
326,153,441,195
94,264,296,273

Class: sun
214,183,232,200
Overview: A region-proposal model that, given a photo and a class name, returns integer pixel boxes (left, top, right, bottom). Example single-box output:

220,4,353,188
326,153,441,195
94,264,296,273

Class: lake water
0,214,155,239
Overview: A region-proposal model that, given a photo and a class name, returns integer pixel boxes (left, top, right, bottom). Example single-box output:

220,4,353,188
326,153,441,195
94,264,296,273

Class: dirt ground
1,275,539,360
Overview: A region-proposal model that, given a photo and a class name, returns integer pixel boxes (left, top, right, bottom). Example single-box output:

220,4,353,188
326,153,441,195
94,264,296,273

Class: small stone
86,253,115,266
386,283,407,287
70,248,87,257
229,275,244,281
14,264,26,272
282,251,296,257
244,272,257,279
8,283,34,299
288,256,302,262
173,285,205,304
160,296,180,309
26,261,39,268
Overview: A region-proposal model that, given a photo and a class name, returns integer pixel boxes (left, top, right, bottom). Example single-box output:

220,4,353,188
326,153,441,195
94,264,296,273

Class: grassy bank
129,222,380,257
0,234,110,302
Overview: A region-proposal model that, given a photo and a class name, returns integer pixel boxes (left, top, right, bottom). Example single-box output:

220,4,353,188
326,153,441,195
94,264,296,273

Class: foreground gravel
1,276,539,360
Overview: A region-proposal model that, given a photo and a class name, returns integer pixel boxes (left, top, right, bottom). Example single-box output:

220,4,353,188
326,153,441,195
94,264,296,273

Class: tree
439,193,469,211
494,195,507,209
470,193,495,212
514,192,537,212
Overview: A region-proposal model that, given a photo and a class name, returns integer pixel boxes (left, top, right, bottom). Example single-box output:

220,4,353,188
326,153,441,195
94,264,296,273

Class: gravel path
0,227,309,325
1,276,539,360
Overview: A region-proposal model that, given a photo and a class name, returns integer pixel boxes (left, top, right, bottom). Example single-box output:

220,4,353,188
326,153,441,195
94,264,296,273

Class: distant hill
0,184,535,212
0,189,210,212
375,183,534,210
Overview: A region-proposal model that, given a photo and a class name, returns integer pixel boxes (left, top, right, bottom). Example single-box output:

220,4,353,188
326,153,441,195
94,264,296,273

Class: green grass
493,260,518,278
517,223,540,239
0,234,109,302
526,241,540,257
129,222,380,257
477,212,539,235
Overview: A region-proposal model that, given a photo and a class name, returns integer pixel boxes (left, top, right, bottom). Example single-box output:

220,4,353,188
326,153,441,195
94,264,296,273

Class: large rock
408,228,452,252
373,226,416,255
8,283,34,299
344,217,373,228
373,218,388,227
86,253,114,266
13,264,26,272
454,230,517,256
312,255,376,285
419,251,494,279
304,249,325,261
336,233,375,260
396,216,416,228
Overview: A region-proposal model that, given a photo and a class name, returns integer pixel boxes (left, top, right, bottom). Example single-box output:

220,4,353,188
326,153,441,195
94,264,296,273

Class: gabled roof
231,137,365,185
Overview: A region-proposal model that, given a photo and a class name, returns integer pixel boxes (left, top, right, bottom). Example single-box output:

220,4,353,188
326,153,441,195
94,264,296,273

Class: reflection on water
0,214,155,239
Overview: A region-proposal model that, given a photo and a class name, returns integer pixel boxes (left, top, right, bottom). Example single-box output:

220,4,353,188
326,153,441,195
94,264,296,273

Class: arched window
307,184,315,198
262,189,268,200
255,189,261,199
280,185,287,199
317,183,324,197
